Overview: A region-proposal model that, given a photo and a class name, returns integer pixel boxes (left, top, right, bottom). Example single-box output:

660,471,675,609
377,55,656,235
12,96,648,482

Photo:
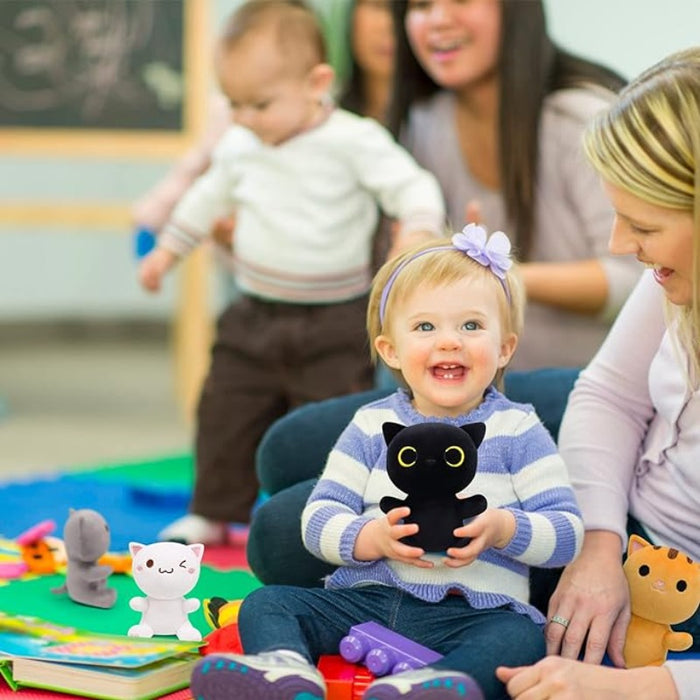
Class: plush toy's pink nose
652,579,666,591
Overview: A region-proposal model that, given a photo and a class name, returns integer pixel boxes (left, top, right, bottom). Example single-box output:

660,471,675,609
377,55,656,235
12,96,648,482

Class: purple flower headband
378,223,513,326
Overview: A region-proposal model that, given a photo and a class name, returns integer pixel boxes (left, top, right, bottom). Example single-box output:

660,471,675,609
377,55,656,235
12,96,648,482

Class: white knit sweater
158,109,445,303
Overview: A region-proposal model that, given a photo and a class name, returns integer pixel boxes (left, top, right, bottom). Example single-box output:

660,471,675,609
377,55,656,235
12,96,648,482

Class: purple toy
339,622,443,677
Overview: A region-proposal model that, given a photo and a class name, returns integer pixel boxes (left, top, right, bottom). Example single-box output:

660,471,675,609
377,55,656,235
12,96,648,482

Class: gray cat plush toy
51,508,117,608
379,421,488,552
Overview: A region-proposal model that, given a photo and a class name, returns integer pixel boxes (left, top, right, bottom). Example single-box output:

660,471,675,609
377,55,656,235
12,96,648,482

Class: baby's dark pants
191,293,374,523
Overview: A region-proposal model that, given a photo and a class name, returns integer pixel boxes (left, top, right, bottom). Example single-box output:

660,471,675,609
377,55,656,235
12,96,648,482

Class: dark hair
338,1,365,114
388,0,625,258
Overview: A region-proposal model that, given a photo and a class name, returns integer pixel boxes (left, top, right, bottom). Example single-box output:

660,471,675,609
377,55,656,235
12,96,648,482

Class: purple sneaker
191,651,326,700
362,668,484,700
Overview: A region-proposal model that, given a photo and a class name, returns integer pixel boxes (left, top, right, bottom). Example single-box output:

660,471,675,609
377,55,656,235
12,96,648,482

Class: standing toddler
138,0,445,544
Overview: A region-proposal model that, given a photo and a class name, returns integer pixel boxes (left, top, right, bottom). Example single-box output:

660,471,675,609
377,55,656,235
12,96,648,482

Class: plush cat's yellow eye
445,446,465,467
398,446,417,467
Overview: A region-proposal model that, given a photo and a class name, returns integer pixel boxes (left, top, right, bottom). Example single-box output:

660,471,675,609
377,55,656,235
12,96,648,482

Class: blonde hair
367,240,525,389
219,0,326,74
583,47,700,379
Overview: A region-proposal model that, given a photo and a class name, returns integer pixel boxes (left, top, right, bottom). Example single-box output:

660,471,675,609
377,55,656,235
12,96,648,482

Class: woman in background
339,0,394,122
388,0,639,369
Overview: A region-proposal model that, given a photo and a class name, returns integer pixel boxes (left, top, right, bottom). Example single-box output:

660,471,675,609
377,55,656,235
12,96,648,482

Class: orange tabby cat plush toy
623,534,700,668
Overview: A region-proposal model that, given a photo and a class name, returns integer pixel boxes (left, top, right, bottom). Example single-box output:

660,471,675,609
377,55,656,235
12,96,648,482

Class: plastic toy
201,623,243,656
128,541,204,641
318,655,375,700
200,597,244,655
379,421,488,552
203,596,242,629
133,227,157,258
623,534,700,668
17,520,60,574
0,561,30,579
0,518,129,582
339,622,443,677
98,551,132,574
51,508,117,609
0,520,58,579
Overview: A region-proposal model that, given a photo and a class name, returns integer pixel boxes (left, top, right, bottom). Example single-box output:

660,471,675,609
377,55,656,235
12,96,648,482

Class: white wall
545,0,700,80
1,0,698,321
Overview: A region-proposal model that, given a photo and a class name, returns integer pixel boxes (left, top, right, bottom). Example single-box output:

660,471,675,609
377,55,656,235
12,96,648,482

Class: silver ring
550,614,570,628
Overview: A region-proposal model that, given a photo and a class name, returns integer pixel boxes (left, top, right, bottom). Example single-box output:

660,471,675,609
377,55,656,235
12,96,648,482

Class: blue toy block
133,228,157,258
339,621,443,677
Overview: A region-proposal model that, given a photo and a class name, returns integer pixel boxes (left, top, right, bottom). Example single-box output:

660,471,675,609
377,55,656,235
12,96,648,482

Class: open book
0,612,202,700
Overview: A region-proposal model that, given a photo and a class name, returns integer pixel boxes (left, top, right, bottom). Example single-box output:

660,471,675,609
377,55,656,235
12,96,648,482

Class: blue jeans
238,584,545,699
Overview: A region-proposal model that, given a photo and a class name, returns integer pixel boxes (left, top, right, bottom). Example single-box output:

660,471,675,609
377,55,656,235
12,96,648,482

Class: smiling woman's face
404,0,501,92
604,181,695,307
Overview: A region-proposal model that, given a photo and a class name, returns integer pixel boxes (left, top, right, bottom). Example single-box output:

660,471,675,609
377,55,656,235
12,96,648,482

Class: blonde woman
498,46,700,700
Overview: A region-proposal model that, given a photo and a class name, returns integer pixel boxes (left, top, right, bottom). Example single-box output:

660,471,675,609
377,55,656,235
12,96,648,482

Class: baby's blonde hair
219,0,326,74
367,240,525,389
583,47,700,381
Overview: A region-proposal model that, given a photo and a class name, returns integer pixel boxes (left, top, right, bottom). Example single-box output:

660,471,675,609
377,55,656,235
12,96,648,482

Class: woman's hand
353,508,433,568
496,657,679,700
545,531,630,666
443,508,516,568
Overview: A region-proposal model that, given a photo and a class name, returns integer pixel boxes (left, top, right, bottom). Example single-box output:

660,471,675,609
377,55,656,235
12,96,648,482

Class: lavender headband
378,223,513,326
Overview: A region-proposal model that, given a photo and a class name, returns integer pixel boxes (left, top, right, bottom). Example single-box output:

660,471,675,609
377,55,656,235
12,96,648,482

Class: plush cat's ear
382,422,405,446
627,534,651,557
189,543,204,562
460,422,486,448
129,542,144,557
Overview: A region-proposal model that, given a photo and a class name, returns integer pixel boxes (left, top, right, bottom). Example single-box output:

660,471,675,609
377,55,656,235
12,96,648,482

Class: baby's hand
443,508,516,568
138,248,178,292
354,507,433,568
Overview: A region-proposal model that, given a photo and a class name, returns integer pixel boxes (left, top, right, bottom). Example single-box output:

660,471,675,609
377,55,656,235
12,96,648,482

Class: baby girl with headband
190,224,584,700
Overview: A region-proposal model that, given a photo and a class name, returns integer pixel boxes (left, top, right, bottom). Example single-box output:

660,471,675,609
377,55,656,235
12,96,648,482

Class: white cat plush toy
128,541,204,641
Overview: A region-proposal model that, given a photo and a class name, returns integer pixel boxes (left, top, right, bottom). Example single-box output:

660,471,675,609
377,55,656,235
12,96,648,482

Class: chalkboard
0,0,208,155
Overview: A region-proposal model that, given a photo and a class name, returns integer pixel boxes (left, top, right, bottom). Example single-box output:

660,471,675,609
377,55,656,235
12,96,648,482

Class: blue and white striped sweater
301,387,583,624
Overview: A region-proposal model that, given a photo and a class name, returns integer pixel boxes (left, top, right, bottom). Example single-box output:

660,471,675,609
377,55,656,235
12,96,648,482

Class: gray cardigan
404,88,642,370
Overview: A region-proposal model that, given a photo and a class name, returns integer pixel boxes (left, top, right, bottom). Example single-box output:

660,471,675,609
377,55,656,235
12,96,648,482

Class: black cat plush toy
379,421,488,552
